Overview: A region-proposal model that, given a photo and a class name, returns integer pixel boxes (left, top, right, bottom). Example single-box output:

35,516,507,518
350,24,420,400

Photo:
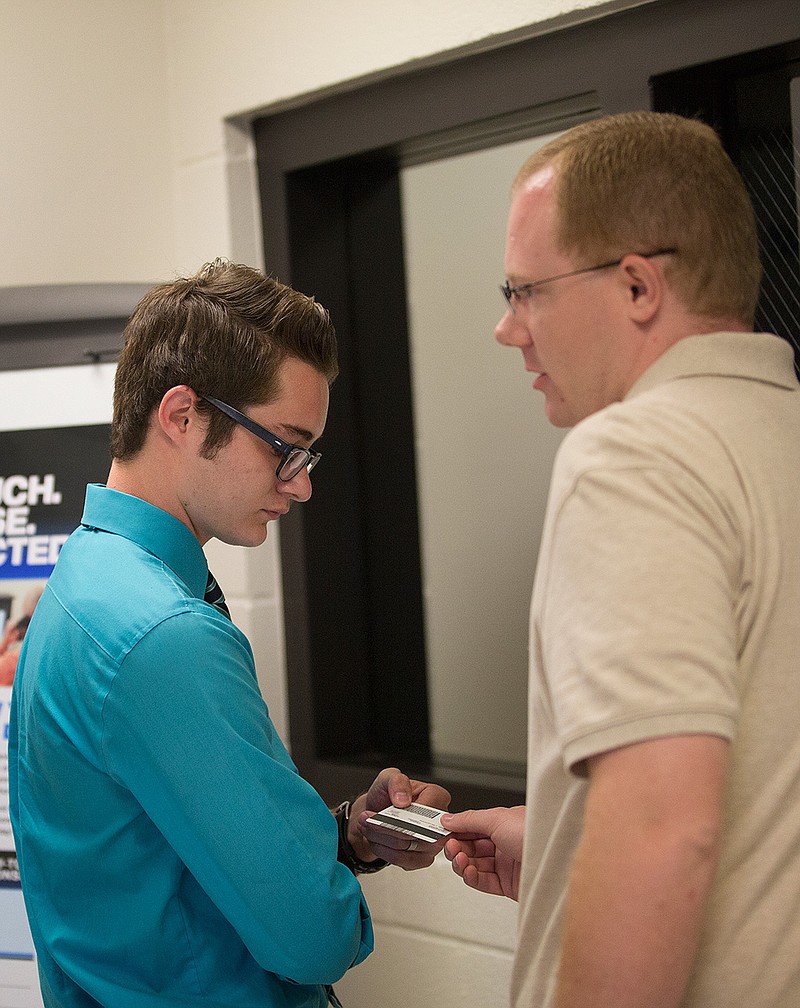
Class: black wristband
335,801,388,875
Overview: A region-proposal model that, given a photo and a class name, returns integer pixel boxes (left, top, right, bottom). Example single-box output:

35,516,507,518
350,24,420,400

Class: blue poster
0,425,111,690
0,425,111,580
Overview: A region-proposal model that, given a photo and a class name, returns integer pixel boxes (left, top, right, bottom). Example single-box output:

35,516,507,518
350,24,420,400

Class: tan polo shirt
513,332,800,1007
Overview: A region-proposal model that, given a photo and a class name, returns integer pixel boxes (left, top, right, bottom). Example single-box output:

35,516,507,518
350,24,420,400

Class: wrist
335,801,388,876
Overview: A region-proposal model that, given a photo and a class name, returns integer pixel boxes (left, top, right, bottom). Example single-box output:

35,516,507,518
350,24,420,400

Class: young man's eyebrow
281,423,316,444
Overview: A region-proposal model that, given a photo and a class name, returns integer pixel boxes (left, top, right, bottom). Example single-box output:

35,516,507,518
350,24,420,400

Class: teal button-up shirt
10,484,372,1007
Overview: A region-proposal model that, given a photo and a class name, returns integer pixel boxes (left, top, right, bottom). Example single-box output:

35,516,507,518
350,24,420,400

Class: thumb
440,808,485,834
385,770,412,808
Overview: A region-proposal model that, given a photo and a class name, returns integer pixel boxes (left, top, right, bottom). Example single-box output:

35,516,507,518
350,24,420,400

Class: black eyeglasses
500,248,678,312
198,394,321,482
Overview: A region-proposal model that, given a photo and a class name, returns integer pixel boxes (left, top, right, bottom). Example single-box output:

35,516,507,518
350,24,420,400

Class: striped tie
204,571,231,619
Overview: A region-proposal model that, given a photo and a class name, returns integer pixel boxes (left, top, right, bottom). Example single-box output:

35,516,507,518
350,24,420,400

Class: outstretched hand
351,768,451,871
441,805,526,901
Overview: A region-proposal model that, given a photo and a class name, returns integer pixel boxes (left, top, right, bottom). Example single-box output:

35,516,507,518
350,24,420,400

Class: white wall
163,0,640,274
2,3,646,1006
1,1,174,287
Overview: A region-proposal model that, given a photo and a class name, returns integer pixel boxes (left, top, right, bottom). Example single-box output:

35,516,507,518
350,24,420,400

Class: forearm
555,828,717,1007
553,735,727,1008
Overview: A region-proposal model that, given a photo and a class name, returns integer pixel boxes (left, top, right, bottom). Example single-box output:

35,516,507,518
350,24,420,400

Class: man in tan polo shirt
442,112,800,1007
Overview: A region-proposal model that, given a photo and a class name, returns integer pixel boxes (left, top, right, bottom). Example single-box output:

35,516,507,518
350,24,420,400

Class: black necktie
204,571,231,619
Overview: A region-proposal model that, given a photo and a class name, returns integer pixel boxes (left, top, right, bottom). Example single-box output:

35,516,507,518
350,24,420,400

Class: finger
447,850,470,879
443,838,461,863
444,837,478,862
362,768,410,812
359,826,411,853
444,837,497,860
357,808,404,841
386,771,413,808
358,818,426,854
440,810,485,833
462,866,507,897
445,843,503,880
466,838,500,858
450,854,506,896
362,767,400,808
371,839,439,871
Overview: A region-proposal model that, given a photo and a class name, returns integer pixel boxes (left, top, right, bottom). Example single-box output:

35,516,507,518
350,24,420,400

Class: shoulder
547,395,747,546
103,605,259,752
557,390,737,487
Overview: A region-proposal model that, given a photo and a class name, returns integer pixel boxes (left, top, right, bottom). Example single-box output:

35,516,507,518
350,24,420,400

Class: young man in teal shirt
10,260,449,1007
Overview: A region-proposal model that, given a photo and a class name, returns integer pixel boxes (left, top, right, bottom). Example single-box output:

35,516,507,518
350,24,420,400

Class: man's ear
157,385,198,444
618,254,663,324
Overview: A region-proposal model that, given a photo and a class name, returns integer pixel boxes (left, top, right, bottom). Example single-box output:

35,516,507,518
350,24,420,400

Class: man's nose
494,308,530,348
278,467,313,503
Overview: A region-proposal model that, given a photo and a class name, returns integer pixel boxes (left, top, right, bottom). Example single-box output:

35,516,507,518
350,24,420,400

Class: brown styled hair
110,259,338,460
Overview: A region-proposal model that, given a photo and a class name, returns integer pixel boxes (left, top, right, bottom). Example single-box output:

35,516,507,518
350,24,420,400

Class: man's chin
219,527,270,549
543,394,579,429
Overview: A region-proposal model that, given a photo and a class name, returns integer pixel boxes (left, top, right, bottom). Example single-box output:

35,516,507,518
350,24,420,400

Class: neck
107,456,200,543
107,456,151,499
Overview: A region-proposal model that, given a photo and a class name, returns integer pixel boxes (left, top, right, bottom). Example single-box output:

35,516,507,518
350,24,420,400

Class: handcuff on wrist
334,800,389,875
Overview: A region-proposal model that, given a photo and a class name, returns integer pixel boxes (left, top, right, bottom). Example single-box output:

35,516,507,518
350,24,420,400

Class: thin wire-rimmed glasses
500,247,678,313
198,394,321,482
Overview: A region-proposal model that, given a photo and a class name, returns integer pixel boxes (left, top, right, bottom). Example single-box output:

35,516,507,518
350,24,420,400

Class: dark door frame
253,0,800,808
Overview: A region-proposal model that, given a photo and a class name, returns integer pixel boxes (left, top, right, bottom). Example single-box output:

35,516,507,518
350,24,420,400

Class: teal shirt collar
81,483,209,602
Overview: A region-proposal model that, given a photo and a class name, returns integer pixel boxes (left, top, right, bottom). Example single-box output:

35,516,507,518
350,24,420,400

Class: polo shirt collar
81,483,209,601
627,331,798,401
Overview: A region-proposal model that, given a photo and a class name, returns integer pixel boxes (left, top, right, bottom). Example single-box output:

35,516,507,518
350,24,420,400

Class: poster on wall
0,425,112,680
0,364,115,1004
0,423,112,863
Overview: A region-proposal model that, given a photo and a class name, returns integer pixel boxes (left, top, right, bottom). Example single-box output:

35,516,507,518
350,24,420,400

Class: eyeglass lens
279,450,313,481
